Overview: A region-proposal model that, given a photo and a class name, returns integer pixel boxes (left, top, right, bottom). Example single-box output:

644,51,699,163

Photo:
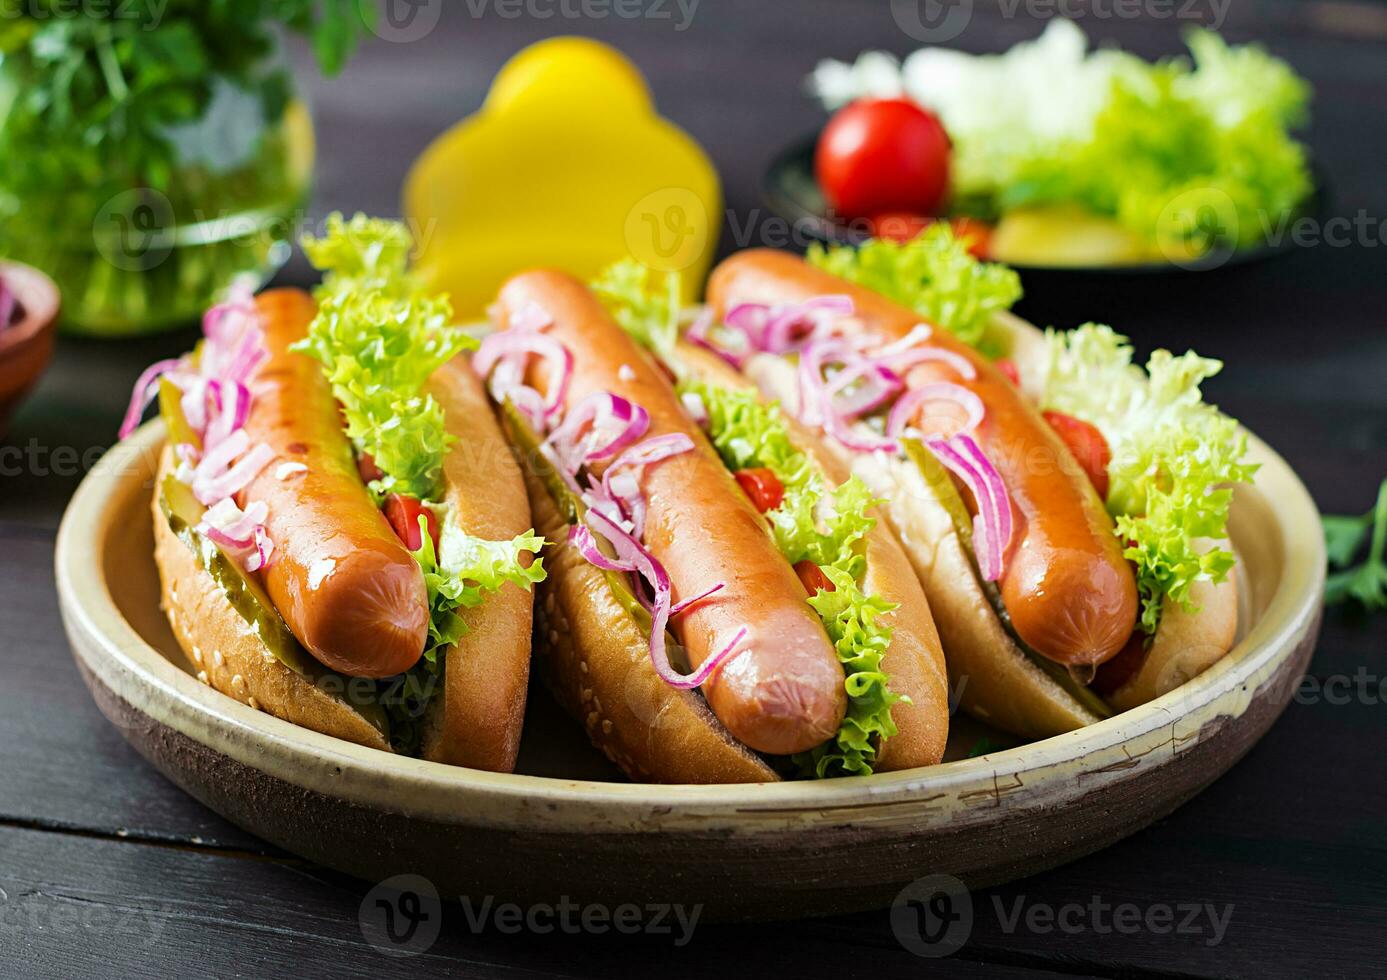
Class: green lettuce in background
807,224,1022,349
811,20,1312,255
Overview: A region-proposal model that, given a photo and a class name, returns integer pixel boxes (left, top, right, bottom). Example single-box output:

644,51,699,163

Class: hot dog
478,268,950,782
689,237,1249,739
131,213,545,767
239,289,429,679
497,271,847,756
709,249,1138,670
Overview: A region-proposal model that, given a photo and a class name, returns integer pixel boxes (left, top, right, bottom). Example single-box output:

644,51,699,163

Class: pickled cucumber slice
501,399,659,638
159,474,392,738
901,437,1112,719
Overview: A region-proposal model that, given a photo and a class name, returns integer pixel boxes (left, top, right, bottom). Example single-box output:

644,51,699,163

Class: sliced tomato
868,213,994,259
734,467,785,513
1042,410,1111,500
384,493,440,552
869,211,933,243
794,560,835,596
947,217,993,259
357,452,384,485
995,358,1021,388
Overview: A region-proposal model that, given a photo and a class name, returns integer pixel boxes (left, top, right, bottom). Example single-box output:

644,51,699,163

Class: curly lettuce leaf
1179,27,1309,130
806,224,1022,349
799,566,901,778
590,258,681,357
1011,45,1311,254
296,213,474,500
411,515,547,665
680,379,902,777
380,516,545,755
1039,324,1257,633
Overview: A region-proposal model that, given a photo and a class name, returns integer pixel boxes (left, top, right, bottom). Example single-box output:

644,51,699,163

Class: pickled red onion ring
885,383,985,439
926,434,1012,581
570,516,746,689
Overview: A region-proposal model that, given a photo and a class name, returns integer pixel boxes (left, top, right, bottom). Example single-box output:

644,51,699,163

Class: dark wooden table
3,2,1386,976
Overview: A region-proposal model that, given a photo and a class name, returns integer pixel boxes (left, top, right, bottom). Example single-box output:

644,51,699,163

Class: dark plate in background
763,133,1330,279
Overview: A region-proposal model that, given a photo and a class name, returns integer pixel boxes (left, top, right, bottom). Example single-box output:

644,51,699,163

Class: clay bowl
0,262,60,438
55,419,1323,921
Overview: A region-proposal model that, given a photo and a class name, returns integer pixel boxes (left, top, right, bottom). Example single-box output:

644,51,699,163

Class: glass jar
0,43,313,336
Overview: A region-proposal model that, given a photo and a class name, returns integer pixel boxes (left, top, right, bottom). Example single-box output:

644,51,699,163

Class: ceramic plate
56,417,1323,920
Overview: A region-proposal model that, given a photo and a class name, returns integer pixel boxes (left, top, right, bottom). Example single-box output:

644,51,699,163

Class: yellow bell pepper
404,37,721,317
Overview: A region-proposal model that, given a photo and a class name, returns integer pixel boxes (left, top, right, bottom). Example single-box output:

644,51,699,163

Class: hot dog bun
488,274,948,780
417,356,534,772
740,352,1103,739
673,343,950,771
152,445,392,751
151,352,536,769
983,315,1241,718
519,442,780,783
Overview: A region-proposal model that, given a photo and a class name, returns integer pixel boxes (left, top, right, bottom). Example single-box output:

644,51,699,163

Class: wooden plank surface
0,825,1109,979
2,1,1385,976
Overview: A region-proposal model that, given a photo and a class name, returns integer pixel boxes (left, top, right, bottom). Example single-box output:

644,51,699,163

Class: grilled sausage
239,289,429,678
708,250,1138,668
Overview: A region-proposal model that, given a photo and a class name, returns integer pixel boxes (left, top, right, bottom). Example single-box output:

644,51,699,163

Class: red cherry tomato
794,560,835,596
869,213,993,259
734,467,785,513
383,494,440,552
1042,411,1112,500
869,211,933,243
816,99,950,219
357,452,384,485
995,359,1022,387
